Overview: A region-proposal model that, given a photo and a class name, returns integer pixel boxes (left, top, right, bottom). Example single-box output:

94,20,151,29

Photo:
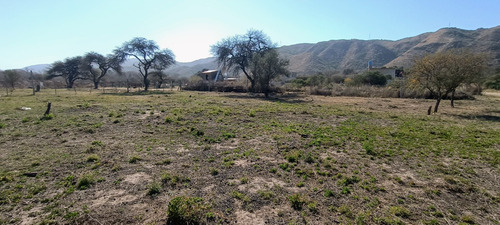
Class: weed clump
40,113,54,121
86,154,100,162
129,155,142,163
147,182,161,196
167,196,212,224
77,174,95,190
324,189,335,197
161,172,190,186
288,193,306,210
390,206,411,218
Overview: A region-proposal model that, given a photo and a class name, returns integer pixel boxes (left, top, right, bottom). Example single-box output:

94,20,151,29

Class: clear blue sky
1,0,499,70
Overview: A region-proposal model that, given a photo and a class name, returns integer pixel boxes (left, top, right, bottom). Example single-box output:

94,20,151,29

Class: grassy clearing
0,88,499,224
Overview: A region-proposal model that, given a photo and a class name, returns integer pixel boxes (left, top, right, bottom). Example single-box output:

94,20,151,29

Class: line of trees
14,31,290,96
45,37,176,91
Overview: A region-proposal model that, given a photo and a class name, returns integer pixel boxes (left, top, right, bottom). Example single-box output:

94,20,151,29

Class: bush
348,71,387,86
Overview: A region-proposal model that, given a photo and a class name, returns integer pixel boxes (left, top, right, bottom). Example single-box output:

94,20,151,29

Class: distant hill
23,64,52,74
21,26,500,77
22,58,218,78
279,26,500,75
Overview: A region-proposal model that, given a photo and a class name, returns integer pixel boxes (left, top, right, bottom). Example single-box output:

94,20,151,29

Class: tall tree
251,49,289,97
46,56,87,88
113,37,175,91
211,29,275,92
81,52,122,89
410,49,486,112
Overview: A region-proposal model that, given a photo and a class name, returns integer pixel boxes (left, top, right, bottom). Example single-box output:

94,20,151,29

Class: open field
0,89,499,224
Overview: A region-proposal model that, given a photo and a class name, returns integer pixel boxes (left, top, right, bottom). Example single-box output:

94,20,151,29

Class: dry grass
0,88,499,224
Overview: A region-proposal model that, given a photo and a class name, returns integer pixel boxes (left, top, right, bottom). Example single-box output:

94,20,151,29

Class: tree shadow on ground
452,114,500,122
222,92,310,104
101,90,172,96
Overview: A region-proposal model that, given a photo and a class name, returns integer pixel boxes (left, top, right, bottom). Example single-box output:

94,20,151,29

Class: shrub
0,123,5,129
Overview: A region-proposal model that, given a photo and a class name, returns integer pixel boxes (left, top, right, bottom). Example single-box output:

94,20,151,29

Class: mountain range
23,26,500,77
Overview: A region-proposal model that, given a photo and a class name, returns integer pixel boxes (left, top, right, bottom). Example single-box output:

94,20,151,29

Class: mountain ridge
21,26,500,77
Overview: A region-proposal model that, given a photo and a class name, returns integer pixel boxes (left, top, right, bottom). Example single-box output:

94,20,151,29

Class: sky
1,0,499,70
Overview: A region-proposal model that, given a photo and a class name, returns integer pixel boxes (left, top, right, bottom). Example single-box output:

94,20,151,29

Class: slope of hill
21,26,500,77
280,26,500,75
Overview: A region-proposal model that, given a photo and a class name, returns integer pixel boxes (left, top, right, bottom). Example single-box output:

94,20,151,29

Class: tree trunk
143,76,149,91
241,69,255,92
94,82,99,89
450,90,455,108
434,97,442,113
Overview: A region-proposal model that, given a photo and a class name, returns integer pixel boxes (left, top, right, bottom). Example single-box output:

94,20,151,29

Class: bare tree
81,52,122,89
410,49,487,112
1,70,21,90
113,37,175,91
211,29,275,92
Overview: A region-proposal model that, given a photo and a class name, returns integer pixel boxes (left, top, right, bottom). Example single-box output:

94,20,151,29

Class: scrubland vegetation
0,88,498,224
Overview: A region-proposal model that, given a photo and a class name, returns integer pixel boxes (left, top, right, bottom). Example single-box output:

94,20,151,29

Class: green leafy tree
81,52,122,89
251,49,290,97
114,37,175,91
410,49,487,112
46,56,87,88
211,29,275,92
